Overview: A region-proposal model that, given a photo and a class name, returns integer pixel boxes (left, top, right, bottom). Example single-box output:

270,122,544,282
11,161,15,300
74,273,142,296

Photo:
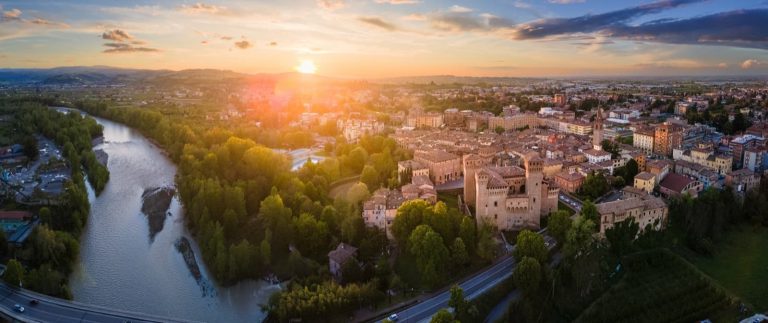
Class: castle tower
463,152,493,207
593,107,604,150
524,154,543,227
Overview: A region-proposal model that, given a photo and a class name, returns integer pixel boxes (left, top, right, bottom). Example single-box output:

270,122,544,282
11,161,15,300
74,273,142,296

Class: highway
0,283,192,323
380,233,557,323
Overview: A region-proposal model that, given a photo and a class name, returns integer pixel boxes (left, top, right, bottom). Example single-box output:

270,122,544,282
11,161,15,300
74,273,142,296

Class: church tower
593,107,604,150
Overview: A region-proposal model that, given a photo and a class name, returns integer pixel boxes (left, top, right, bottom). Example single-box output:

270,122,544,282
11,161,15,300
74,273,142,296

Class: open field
576,249,741,323
685,226,768,312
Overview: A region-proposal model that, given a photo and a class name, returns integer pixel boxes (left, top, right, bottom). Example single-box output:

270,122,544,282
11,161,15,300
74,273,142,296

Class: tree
513,257,542,295
513,230,548,263
564,216,596,257
431,309,456,323
450,238,469,267
547,210,572,244
293,213,330,260
449,284,466,311
476,222,497,262
459,217,476,255
258,191,293,260
346,182,370,205
4,259,24,287
601,139,620,159
580,200,599,225
605,218,639,257
494,126,505,135
409,225,449,287
22,135,38,160
579,172,610,200
622,159,639,184
360,165,380,190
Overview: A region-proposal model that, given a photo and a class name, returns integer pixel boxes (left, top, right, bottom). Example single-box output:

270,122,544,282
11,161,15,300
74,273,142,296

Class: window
494,201,498,207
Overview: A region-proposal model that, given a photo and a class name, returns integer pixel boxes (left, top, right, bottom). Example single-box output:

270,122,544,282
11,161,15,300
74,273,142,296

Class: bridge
0,282,192,323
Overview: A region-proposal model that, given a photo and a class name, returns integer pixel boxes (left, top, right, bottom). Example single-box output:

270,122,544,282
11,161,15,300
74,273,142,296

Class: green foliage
513,257,542,295
4,259,24,287
564,215,596,258
450,238,469,268
547,210,572,244
513,230,548,263
605,218,639,257
600,140,620,159
668,188,741,254
22,135,38,160
575,249,737,323
476,222,497,262
579,172,610,201
580,200,599,225
431,309,457,323
409,225,450,288
614,159,639,185
266,281,382,322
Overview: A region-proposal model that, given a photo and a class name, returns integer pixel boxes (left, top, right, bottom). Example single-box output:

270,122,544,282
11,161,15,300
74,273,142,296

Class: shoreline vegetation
0,98,110,299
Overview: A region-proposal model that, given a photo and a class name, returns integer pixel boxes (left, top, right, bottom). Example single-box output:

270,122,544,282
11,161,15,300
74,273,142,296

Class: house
596,194,668,236
659,173,703,198
634,172,656,193
554,171,585,193
328,243,358,279
725,169,761,193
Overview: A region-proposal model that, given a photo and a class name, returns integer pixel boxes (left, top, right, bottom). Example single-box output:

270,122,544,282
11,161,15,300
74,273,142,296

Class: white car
14,304,24,313
388,313,399,321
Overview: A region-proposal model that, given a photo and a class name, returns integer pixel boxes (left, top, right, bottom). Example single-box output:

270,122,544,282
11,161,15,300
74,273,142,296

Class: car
13,304,25,313
388,313,399,321
29,299,39,306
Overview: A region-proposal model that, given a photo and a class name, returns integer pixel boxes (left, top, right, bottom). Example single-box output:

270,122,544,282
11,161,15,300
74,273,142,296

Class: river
68,115,280,323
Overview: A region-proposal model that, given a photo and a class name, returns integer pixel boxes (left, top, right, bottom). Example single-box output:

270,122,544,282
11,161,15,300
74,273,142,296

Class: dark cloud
103,43,159,53
358,16,398,31
430,11,514,32
234,40,252,49
510,0,702,40
604,9,768,49
102,29,133,42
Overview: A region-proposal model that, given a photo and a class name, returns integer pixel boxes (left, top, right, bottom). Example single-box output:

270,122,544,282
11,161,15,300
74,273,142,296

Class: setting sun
296,60,317,74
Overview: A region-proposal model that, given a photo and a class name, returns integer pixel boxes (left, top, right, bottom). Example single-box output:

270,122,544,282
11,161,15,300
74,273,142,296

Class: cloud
269,41,277,46
509,0,702,40
234,40,252,49
103,43,159,53
359,16,399,31
28,18,69,28
513,1,533,9
403,13,426,21
220,36,233,40
179,3,225,15
2,8,22,20
375,0,420,4
717,62,728,68
102,29,134,42
449,5,473,13
430,10,514,32
548,0,585,3
317,0,345,10
741,59,761,69
604,9,768,50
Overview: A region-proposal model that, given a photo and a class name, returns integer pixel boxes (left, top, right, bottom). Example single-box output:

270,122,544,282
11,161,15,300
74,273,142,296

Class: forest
0,99,108,298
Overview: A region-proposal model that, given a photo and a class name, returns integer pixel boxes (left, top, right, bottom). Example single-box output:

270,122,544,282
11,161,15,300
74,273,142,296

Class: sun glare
296,60,317,74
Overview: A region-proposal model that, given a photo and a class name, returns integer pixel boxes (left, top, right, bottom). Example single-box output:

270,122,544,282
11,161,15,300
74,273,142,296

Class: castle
463,152,559,231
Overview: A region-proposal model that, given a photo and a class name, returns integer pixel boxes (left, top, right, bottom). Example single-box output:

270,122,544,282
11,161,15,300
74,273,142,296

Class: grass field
576,249,741,323
685,226,768,312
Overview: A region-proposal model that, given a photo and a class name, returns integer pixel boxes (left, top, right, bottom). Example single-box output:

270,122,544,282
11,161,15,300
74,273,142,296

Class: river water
68,116,280,322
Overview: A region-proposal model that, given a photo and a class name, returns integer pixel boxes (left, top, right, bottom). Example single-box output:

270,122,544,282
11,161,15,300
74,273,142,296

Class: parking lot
3,136,70,201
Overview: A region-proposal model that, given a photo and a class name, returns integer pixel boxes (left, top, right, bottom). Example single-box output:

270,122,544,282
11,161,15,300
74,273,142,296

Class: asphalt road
0,283,191,323
389,233,558,323
389,256,516,323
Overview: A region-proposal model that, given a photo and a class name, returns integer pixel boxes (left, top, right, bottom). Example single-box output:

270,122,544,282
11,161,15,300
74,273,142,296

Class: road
0,283,192,323
558,192,583,212
382,233,557,323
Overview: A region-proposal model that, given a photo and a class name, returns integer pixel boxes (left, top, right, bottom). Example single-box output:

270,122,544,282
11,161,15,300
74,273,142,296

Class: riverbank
141,186,175,240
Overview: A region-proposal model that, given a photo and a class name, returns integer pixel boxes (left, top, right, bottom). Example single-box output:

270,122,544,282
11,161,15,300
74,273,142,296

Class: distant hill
0,66,168,85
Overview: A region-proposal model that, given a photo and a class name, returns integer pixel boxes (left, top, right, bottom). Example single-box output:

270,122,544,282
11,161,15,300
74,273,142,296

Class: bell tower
593,107,604,151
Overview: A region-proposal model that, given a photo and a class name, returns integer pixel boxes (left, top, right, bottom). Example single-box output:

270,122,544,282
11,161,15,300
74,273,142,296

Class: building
328,243,358,279
633,128,655,154
659,173,703,198
672,146,732,175
413,149,462,185
725,169,761,193
634,172,656,193
407,112,444,128
654,123,683,157
401,175,437,203
554,93,567,106
583,149,612,164
488,113,541,131
743,147,766,173
472,154,559,231
646,159,672,185
362,188,405,237
729,134,765,169
674,160,721,189
554,171,585,193
593,108,604,150
397,159,430,183
596,195,668,236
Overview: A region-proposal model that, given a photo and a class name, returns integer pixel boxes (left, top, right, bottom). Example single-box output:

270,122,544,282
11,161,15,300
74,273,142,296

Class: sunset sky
1,0,767,78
